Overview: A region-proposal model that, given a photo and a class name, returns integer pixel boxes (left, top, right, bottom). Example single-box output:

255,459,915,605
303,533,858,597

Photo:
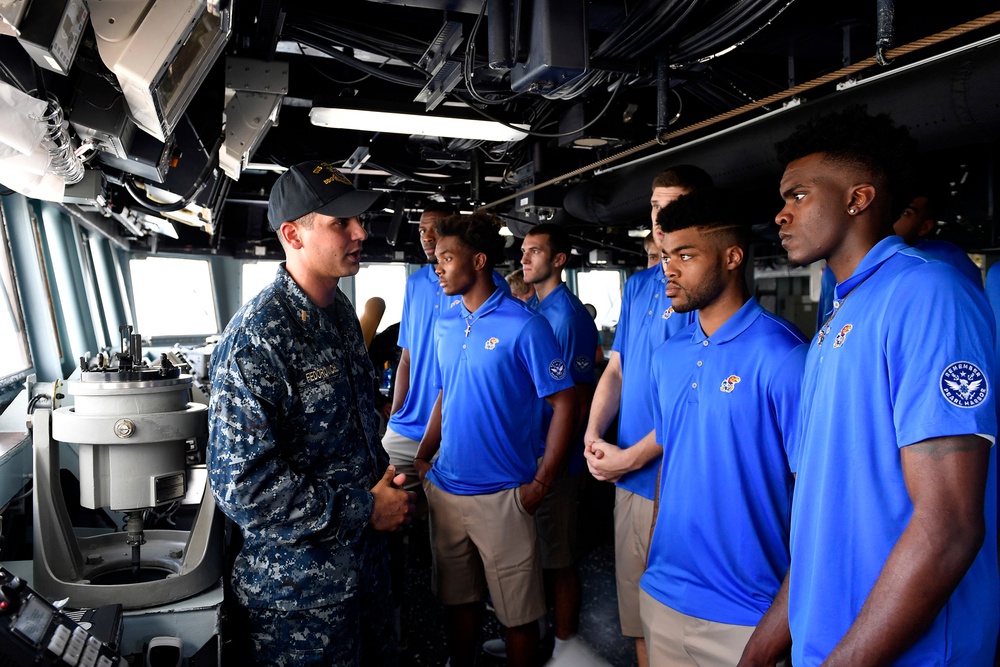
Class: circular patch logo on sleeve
940,361,989,408
549,359,567,380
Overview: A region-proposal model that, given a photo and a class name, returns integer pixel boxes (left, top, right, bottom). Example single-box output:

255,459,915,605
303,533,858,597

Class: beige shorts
639,589,786,667
535,470,580,570
614,486,655,638
423,479,545,628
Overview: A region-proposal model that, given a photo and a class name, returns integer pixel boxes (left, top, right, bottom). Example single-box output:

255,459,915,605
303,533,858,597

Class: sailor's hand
370,466,415,532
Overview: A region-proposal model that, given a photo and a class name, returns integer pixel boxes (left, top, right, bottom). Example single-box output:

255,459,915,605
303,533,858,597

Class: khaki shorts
535,470,580,570
639,589,787,667
614,486,655,637
423,479,545,627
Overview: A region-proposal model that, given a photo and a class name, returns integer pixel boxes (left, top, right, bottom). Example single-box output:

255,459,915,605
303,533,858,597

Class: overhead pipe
563,34,1000,225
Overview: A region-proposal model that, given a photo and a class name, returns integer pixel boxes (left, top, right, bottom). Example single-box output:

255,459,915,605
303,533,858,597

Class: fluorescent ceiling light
310,107,529,142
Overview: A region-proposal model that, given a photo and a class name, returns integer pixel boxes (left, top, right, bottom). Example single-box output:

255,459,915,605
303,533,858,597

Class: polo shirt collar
536,283,568,311
423,263,440,283
835,235,906,300
690,297,762,345
459,285,503,323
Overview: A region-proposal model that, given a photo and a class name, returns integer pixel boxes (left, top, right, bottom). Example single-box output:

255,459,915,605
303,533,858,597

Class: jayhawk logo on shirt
832,324,853,348
484,337,499,350
450,299,461,308
720,375,741,393
663,306,674,320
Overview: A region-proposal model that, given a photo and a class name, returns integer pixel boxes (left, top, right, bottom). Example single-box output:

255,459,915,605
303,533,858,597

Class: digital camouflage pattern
208,264,389,612
244,553,397,666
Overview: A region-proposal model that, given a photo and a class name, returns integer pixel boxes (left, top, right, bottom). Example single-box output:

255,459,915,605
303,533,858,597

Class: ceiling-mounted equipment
89,0,232,142
220,57,288,181
510,0,588,95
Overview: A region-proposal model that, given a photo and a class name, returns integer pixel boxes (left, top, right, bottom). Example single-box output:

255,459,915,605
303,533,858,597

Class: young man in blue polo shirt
521,222,599,655
413,212,577,667
385,203,512,488
641,190,806,666
383,203,510,647
741,106,998,666
584,164,711,667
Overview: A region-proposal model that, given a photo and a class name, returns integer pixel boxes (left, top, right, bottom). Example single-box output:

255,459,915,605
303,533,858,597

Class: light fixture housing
309,103,529,143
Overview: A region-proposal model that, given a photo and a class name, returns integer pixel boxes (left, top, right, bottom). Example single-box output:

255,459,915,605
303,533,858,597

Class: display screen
158,9,222,124
12,596,53,646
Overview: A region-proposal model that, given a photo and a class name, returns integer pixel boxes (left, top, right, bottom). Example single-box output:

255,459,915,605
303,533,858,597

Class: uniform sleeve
207,340,374,547
517,315,576,398
560,311,599,384
886,262,997,448
768,342,808,472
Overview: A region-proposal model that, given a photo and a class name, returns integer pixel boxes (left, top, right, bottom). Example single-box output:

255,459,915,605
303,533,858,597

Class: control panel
0,566,122,666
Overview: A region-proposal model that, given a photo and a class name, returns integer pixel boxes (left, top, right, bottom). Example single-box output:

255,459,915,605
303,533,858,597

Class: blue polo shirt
915,239,983,288
529,283,599,474
427,288,575,495
789,236,999,666
388,265,509,441
612,265,695,499
817,240,981,332
640,298,806,625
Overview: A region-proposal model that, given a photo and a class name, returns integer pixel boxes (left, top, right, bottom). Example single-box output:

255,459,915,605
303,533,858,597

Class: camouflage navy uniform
208,264,395,666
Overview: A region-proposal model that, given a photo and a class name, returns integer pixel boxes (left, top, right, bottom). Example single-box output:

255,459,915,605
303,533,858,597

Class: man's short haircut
659,189,751,249
776,105,918,216
651,164,714,192
525,223,571,259
643,234,657,251
422,200,458,217
435,211,508,269
506,268,530,295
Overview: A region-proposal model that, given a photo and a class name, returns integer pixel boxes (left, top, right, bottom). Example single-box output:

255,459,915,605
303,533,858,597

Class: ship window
241,261,281,304
0,211,30,377
576,269,623,330
130,257,218,336
354,263,407,333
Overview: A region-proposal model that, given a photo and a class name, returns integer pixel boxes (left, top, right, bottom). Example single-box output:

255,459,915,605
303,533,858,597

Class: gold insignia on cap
324,170,353,187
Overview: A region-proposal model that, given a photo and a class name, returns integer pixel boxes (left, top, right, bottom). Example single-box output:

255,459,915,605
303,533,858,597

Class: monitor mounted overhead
89,0,232,142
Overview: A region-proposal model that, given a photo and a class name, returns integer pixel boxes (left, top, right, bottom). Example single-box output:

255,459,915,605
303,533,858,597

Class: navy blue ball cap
267,160,389,230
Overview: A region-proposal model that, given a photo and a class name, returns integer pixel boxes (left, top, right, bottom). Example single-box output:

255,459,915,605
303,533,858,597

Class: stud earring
848,207,857,214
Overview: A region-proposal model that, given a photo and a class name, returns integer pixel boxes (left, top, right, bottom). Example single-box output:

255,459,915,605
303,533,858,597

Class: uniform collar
835,236,906,300
690,297,762,345
275,262,345,330
423,263,440,283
